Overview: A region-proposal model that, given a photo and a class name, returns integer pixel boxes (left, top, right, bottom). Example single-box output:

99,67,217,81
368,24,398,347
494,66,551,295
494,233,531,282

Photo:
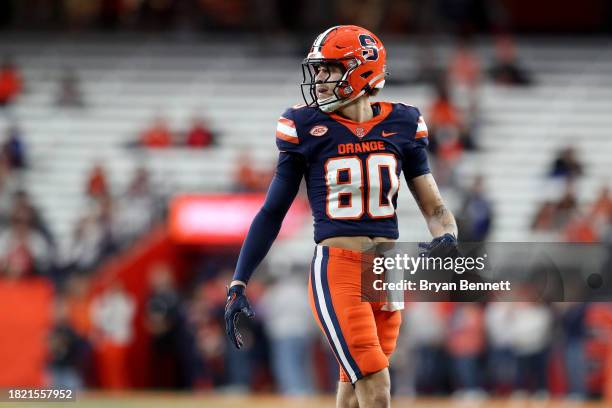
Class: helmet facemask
300,58,363,113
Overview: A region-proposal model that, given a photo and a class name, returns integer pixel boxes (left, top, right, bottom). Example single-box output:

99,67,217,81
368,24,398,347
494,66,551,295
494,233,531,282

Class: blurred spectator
427,81,464,185
85,163,109,199
558,302,588,399
405,302,450,394
428,81,463,156
64,274,94,339
62,196,119,274
234,152,273,192
49,297,86,390
555,181,579,225
55,68,85,108
0,57,23,107
116,167,161,244
448,37,481,89
550,146,583,179
489,35,532,86
446,303,485,395
185,117,214,148
60,275,96,383
235,155,258,192
145,263,195,388
259,271,315,395
187,270,270,391
0,200,52,279
510,302,553,395
96,192,120,247
6,190,55,247
139,116,173,148
188,279,227,388
390,316,417,396
591,185,612,222
531,201,559,232
459,97,480,151
563,211,597,242
485,302,517,394
601,214,612,293
90,281,136,389
0,162,18,217
531,180,578,232
457,175,493,241
590,186,612,238
2,125,28,170
210,270,270,391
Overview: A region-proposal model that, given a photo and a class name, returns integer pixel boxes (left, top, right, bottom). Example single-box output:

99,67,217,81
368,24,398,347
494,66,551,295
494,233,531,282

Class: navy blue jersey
275,102,430,243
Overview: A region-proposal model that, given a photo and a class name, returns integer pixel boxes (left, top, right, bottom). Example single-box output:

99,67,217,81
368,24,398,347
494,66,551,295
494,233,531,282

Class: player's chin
317,93,333,102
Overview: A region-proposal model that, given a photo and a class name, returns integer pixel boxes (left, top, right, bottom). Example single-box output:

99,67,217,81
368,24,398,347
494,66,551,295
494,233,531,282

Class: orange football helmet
301,25,387,113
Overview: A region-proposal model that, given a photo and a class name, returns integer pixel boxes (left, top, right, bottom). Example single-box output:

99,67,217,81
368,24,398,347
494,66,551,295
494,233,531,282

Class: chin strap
318,89,366,113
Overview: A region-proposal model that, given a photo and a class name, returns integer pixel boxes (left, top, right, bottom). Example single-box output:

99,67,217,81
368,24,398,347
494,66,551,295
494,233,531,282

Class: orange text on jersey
338,141,385,155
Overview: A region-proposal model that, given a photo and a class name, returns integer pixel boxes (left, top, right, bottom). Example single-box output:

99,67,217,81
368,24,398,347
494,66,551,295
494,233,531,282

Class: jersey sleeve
232,152,306,284
275,108,308,157
402,108,431,180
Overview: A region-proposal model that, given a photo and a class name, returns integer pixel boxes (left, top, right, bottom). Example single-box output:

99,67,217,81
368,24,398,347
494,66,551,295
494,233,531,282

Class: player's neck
336,97,373,123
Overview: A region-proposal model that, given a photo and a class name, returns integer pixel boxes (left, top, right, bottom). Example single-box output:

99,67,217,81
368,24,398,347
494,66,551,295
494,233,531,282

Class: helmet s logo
310,125,328,137
359,34,379,61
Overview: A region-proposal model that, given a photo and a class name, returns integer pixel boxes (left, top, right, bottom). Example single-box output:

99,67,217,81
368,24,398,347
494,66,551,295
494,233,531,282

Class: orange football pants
308,245,401,384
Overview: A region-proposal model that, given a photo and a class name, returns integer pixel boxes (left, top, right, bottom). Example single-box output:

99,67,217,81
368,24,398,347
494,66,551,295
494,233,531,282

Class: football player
225,25,458,407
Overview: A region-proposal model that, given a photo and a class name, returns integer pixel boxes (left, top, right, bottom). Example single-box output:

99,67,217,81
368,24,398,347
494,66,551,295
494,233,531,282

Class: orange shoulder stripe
276,131,299,144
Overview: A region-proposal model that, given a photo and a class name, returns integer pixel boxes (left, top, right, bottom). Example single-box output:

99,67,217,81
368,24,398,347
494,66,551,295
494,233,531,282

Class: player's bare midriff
320,236,395,252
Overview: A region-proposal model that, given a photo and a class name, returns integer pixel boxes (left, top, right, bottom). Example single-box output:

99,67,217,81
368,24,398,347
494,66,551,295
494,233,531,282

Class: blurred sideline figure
259,267,315,395
90,282,136,389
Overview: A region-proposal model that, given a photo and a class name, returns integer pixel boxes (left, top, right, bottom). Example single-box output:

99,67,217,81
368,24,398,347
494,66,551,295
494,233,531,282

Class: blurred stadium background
1,0,612,407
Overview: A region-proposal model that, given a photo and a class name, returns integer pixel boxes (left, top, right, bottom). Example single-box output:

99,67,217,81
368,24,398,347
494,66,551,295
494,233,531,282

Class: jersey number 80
325,153,399,219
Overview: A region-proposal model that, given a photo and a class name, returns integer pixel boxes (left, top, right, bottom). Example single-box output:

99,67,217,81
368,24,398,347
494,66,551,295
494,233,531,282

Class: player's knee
356,369,390,407
361,385,390,407
370,390,390,408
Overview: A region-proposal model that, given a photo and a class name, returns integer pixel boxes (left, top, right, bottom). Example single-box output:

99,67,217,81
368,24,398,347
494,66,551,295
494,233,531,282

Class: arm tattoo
432,205,456,230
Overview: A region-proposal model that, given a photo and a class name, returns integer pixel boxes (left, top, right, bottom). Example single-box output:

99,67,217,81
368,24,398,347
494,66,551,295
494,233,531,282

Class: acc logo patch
310,125,328,137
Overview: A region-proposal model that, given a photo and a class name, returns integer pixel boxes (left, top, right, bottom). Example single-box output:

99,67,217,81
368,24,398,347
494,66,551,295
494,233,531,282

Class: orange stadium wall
0,278,54,387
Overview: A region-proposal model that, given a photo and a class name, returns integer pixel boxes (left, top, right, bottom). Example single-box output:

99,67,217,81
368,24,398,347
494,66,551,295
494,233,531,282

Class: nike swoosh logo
381,131,398,137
